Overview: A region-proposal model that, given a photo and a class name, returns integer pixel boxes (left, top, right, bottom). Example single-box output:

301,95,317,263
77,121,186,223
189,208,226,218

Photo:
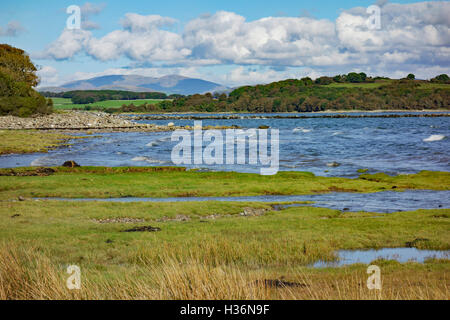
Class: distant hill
38,75,228,95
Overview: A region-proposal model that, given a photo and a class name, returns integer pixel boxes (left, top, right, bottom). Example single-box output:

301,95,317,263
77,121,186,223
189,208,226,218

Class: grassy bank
0,166,448,299
0,199,448,299
0,167,449,200
0,130,78,155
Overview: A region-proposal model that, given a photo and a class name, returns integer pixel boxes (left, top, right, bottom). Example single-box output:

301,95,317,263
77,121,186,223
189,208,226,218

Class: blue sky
0,0,448,87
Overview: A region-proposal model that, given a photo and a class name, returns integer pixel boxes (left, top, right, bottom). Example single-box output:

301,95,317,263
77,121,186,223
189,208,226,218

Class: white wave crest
30,157,49,166
423,134,445,142
132,156,149,162
131,156,169,164
146,136,171,147
293,127,312,133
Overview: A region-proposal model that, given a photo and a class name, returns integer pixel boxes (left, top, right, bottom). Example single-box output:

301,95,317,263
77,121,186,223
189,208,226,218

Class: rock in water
326,162,341,167
62,161,80,168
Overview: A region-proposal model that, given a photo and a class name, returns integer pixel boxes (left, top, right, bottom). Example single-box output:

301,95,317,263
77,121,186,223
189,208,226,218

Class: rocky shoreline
4,110,445,131
125,113,450,121
0,111,240,132
0,111,157,132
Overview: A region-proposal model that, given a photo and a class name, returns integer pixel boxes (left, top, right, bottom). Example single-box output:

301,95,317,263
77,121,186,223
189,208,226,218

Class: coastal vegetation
105,75,450,113
0,167,448,200
0,198,448,299
152,77,450,113
0,166,448,300
0,44,53,117
0,130,77,155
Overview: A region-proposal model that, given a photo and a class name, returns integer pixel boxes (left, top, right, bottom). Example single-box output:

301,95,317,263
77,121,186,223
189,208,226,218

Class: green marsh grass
0,168,448,299
0,167,448,200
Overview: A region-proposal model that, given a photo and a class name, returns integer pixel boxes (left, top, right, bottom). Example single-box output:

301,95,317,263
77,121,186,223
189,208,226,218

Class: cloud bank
36,2,450,85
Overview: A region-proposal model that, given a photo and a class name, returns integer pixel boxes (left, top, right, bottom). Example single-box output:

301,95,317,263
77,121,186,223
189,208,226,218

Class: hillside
119,76,450,113
38,75,228,96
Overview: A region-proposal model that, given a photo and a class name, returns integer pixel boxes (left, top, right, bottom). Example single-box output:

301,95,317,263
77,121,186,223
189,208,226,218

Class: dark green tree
0,44,52,116
347,72,363,83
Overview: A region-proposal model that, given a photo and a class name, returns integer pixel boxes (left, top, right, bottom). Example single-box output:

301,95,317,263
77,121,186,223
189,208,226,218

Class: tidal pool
35,190,450,213
312,248,450,267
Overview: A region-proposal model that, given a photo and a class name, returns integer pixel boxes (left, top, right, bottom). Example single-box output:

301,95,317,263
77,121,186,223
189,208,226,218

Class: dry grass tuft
0,244,447,300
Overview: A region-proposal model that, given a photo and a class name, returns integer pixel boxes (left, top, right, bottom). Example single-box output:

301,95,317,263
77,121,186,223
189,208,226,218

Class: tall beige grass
0,244,447,300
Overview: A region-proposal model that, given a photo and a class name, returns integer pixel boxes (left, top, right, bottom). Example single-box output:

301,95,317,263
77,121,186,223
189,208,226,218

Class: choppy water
1,112,449,177
313,248,450,267
35,190,450,213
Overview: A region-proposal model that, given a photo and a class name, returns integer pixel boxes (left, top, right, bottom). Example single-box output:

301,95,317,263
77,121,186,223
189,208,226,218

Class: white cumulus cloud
35,2,450,83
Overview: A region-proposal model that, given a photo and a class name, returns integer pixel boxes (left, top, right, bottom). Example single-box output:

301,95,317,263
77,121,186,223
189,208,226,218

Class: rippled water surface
1,112,449,177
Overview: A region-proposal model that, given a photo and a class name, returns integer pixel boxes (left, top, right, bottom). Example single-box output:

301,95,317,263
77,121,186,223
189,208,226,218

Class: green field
52,98,164,110
0,167,448,299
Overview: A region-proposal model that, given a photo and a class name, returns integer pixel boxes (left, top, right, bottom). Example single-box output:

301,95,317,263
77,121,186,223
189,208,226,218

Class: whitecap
146,136,171,147
144,158,169,164
131,156,169,164
332,131,343,136
293,127,311,133
423,134,445,142
31,157,49,166
132,156,149,162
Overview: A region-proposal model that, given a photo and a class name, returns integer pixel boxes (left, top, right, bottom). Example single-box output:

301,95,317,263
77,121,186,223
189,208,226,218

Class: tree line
114,76,449,113
41,90,179,104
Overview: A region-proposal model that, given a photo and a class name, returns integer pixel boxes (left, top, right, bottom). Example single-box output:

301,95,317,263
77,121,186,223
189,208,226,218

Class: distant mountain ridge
38,75,228,95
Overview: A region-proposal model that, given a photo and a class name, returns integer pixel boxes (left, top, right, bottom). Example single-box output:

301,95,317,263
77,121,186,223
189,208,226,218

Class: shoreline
0,111,239,133
120,109,450,115
1,109,449,132
126,112,450,121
